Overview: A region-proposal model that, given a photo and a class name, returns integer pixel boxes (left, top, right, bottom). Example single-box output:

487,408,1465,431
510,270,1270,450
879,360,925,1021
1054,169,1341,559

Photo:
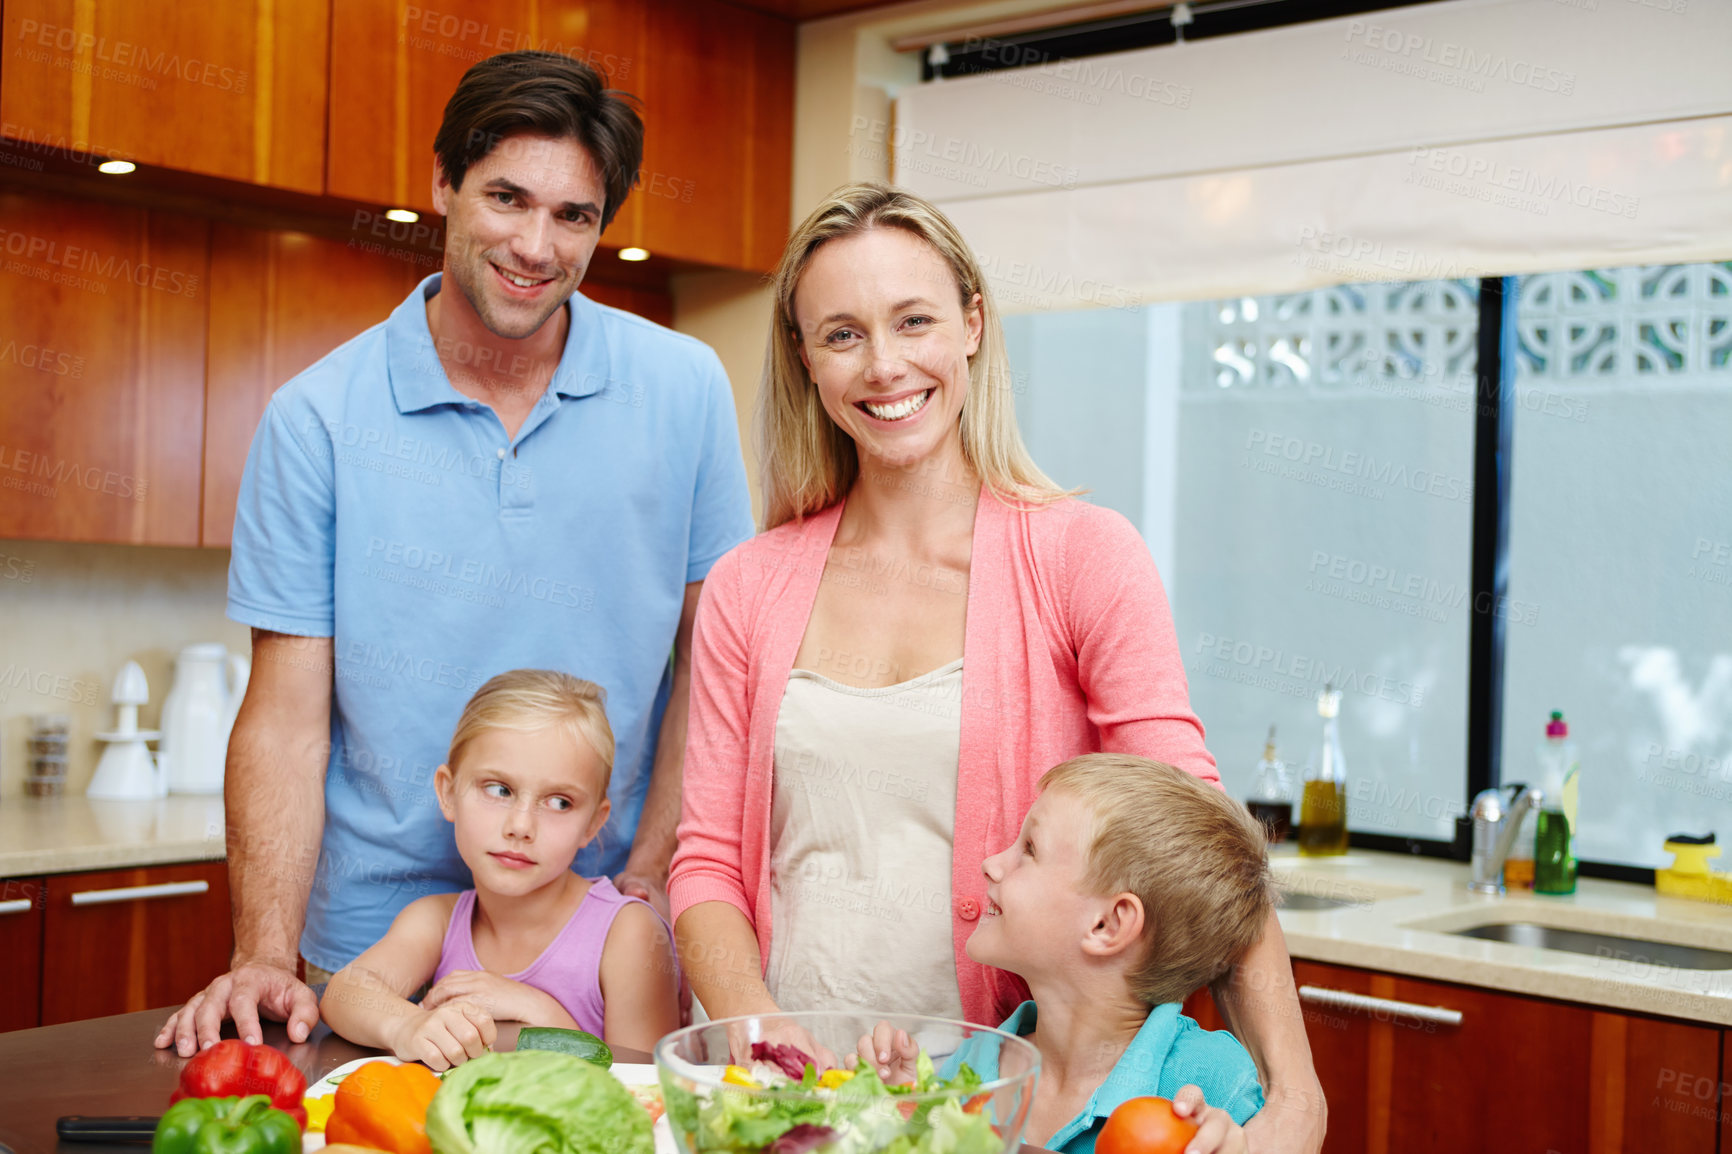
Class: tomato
1096,1096,1198,1154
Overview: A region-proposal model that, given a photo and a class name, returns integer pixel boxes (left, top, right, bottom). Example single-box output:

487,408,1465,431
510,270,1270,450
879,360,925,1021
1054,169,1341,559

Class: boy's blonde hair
1039,753,1273,1006
759,181,1076,529
447,670,615,792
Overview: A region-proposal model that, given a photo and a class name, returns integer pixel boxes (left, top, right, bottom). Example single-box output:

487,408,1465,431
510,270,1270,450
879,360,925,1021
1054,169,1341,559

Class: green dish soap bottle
1534,711,1578,894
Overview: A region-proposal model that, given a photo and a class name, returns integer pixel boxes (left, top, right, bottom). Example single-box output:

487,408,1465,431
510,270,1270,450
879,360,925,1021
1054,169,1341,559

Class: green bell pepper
153,1094,301,1154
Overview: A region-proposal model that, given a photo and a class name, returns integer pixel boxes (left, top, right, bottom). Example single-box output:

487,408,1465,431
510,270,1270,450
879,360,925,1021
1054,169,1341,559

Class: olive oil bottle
1299,684,1349,856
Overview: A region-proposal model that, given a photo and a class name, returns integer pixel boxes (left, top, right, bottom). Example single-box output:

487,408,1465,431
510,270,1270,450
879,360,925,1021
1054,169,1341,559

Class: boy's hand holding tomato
1100,1091,1246,1154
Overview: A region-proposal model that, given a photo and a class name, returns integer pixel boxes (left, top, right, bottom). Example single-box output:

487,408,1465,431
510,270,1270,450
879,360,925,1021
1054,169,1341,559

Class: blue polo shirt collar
386,273,607,415
998,1001,1186,1151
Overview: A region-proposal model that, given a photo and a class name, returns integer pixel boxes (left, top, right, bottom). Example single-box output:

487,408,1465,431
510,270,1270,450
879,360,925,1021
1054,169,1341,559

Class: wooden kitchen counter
0,1009,1058,1154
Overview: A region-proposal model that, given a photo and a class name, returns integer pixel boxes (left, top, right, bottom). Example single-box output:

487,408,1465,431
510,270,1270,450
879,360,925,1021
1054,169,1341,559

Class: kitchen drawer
40,860,231,1026
1289,960,1724,1154
0,877,44,1031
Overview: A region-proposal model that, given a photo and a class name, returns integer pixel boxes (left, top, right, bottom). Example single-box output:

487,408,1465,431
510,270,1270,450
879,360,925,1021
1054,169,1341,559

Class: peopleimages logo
362,538,595,611
15,20,249,92
1341,20,1576,94
849,117,1079,190
1244,430,1474,503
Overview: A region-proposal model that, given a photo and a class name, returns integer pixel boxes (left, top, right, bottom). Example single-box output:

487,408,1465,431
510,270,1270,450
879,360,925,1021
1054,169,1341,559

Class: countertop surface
0,794,225,877
1269,844,1732,1025
4,799,1729,1026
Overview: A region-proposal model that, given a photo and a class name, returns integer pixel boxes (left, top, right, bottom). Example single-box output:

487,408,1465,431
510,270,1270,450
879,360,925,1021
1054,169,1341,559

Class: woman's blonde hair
760,181,1073,529
446,670,615,792
1039,754,1274,1006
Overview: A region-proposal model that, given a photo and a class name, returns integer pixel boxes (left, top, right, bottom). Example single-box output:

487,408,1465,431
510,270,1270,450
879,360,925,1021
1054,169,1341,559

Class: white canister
160,643,236,794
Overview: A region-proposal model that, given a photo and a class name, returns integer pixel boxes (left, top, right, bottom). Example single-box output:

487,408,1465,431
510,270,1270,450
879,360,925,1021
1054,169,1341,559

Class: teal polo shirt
950,1002,1263,1153
226,273,754,972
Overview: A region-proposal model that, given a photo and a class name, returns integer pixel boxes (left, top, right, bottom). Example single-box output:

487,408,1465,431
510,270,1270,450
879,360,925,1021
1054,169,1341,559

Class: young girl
321,670,680,1069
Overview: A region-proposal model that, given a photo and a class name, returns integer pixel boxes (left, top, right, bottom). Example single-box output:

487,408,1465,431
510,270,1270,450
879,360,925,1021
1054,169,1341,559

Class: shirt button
496,448,507,459
956,897,980,921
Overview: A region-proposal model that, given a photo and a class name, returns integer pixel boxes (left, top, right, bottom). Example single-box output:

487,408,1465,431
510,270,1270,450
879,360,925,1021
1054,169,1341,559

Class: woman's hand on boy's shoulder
1171,1086,1248,1154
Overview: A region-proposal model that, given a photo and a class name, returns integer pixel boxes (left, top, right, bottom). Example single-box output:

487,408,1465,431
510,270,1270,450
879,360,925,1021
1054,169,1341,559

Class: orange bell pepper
324,1060,442,1154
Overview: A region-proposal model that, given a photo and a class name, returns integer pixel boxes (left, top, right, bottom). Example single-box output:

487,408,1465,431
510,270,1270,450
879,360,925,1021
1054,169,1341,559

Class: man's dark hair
433,51,644,230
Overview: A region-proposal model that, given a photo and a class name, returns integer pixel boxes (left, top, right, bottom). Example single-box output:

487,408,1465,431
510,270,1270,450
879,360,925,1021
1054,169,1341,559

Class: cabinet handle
70,880,210,907
0,898,32,915
1299,984,1464,1027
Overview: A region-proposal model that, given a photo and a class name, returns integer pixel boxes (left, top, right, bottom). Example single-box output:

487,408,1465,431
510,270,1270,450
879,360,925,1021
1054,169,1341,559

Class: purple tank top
431,876,667,1037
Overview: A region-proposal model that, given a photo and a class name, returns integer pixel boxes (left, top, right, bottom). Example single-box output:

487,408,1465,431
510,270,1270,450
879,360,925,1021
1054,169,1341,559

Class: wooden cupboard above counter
1,0,794,274
0,0,329,194
0,182,675,547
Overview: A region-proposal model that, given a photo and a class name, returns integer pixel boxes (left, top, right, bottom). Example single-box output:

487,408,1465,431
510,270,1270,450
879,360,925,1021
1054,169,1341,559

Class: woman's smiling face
791,227,983,473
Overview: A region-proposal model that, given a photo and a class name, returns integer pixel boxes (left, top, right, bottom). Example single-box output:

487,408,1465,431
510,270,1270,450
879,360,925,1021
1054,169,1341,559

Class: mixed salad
665,1042,1003,1154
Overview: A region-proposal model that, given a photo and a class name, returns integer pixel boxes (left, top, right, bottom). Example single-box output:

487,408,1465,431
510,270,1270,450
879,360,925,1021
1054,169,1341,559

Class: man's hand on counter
153,958,320,1057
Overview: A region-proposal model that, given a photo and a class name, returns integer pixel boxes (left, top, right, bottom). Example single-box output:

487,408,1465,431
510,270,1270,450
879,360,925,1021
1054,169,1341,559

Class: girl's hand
855,1022,920,1086
424,969,564,1025
726,1017,841,1074
392,1001,497,1070
1171,1086,1248,1154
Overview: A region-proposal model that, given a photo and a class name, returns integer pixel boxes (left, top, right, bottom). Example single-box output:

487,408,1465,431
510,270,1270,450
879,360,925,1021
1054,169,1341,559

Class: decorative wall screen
1188,281,1481,396
1515,264,1732,383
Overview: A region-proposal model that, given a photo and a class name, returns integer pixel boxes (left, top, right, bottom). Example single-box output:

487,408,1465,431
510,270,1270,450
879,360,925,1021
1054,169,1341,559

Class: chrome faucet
1469,783,1544,895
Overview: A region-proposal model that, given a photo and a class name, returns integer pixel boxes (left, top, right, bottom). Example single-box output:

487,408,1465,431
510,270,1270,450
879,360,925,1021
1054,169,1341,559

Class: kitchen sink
1276,891,1358,911
1448,923,1732,970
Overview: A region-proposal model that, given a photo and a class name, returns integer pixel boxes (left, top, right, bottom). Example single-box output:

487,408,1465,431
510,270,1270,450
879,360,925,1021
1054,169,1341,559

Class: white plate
301,1057,672,1153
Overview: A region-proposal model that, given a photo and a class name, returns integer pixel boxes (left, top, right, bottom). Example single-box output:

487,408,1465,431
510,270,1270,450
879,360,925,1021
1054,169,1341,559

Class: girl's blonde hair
446,670,615,792
760,181,1074,529
1039,754,1274,1006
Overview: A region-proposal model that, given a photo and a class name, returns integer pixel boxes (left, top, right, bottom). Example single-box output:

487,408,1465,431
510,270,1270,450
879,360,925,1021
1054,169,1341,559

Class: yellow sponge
1657,839,1732,904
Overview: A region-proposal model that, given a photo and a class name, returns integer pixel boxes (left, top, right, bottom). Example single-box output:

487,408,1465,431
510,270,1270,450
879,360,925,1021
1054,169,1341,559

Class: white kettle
160,644,251,794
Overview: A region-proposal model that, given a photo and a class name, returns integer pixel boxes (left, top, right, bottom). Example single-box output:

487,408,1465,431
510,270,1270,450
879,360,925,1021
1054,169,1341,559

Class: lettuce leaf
426,1051,652,1154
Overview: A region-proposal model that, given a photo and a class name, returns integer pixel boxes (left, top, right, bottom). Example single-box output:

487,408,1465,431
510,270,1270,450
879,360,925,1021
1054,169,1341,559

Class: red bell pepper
170,1039,308,1128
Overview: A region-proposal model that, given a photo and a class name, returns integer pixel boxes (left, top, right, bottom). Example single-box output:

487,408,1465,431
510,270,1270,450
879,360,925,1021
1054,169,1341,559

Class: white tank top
765,659,965,1018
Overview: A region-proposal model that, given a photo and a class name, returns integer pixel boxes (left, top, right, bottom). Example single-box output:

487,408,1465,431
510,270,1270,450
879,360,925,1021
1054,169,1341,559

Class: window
1501,265,1732,868
1002,260,1732,869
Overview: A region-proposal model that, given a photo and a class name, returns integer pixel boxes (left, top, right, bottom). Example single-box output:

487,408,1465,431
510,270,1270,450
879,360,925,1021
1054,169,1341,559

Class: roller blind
890,0,1732,309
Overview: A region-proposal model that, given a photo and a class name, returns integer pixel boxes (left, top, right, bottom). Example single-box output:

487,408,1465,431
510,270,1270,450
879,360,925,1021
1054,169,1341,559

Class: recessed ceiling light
385,208,419,223
98,160,136,175
619,247,650,262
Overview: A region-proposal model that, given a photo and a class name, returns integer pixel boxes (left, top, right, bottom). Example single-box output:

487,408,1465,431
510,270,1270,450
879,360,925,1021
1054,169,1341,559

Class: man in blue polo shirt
157,50,754,1054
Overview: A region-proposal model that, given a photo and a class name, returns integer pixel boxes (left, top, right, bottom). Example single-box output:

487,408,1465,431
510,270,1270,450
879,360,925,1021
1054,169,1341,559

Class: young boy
860,753,1271,1154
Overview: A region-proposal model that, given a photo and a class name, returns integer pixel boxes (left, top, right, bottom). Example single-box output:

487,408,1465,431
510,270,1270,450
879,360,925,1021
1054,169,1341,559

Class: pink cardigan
669,493,1218,1025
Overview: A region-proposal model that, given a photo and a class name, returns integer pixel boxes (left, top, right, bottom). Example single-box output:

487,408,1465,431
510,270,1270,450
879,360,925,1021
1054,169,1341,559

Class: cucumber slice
515,1026,614,1066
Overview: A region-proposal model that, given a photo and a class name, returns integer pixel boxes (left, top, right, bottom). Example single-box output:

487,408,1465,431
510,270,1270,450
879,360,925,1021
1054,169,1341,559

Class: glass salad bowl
655,1012,1041,1154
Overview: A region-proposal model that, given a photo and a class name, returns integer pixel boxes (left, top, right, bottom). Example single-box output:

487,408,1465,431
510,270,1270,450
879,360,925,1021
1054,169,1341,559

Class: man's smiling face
433,130,607,340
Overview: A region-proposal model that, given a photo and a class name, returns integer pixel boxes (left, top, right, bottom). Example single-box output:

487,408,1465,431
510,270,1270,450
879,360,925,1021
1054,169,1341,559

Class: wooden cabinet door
41,860,231,1025
1587,1010,1723,1154
0,0,328,193
1293,961,1377,1154
0,878,44,1032
203,224,422,545
623,0,794,272
1375,973,1721,1154
1381,973,1593,1154
0,190,208,544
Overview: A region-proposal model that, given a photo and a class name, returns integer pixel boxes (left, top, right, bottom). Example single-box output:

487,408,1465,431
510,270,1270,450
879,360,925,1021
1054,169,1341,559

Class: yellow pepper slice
303,1095,335,1133
723,1065,760,1088
817,1069,855,1090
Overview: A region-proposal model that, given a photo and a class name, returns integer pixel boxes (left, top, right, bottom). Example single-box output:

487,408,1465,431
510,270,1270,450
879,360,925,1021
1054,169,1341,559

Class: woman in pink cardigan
670,183,1323,1154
